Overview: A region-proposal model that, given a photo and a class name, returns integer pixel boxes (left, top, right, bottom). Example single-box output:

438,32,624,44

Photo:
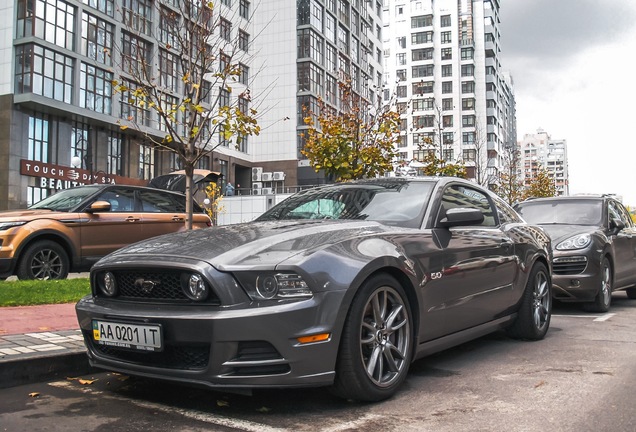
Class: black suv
515,196,636,312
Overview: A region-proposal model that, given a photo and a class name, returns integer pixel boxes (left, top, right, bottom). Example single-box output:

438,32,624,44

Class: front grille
98,269,220,304
85,330,209,370
553,256,587,275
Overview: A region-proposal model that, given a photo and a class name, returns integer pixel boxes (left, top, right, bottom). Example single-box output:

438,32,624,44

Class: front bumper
551,253,602,302
75,290,347,390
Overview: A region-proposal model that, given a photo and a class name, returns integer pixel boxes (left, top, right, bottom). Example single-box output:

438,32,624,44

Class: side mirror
610,218,625,232
86,200,111,213
439,207,485,228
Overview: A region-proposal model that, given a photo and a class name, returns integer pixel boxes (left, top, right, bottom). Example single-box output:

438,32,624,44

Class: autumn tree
301,79,400,181
114,0,260,228
493,144,525,205
523,168,557,200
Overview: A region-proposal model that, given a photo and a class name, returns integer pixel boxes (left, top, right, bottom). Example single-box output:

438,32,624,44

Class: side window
438,184,496,227
98,189,135,212
493,195,521,225
609,201,632,227
139,190,181,212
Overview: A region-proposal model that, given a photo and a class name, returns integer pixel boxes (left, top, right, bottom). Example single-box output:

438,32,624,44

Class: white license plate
92,320,162,352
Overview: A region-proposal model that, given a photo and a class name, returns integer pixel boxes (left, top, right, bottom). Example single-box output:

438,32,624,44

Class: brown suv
0,185,211,280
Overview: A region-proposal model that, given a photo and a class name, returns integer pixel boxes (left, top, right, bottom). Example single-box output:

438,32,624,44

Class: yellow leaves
28,392,40,398
216,399,229,407
120,125,129,130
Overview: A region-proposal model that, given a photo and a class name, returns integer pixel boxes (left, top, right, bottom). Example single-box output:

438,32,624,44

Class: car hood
534,224,601,244
0,209,73,221
102,220,405,270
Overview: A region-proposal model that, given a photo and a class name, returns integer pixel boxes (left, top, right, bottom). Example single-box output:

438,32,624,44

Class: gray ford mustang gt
76,177,553,401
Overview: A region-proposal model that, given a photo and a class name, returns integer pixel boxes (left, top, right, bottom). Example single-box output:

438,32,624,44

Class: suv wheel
17,240,70,280
583,257,612,312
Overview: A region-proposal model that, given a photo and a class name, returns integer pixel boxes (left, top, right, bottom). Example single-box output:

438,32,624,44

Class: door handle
125,216,140,222
172,216,184,222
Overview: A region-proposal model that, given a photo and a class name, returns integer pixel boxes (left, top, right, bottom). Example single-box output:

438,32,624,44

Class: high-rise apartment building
519,129,569,196
382,0,515,187
0,0,384,208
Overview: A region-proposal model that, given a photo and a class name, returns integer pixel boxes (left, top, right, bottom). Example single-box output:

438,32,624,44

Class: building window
240,0,250,19
17,0,75,50
441,31,452,44
412,48,433,61
411,14,433,28
298,28,324,64
219,51,230,73
412,81,433,95
442,98,453,111
122,0,152,35
397,53,406,65
441,47,452,60
120,79,151,126
462,98,475,110
71,124,89,168
462,80,475,93
396,86,407,98
462,115,476,127
413,115,434,128
326,44,336,72
107,133,122,175
158,93,178,132
82,0,114,17
463,132,475,145
413,133,435,147
397,36,406,49
80,63,113,114
443,149,454,161
441,64,452,77
159,8,180,50
412,98,434,111
412,64,433,78
311,0,323,29
27,186,49,206
442,81,453,94
239,29,250,52
15,44,74,104
82,13,113,66
411,31,433,44
297,62,322,93
220,18,231,41
396,69,407,81
440,14,452,27
28,115,49,163
443,132,454,145
138,143,154,180
239,63,249,85
463,148,476,162
159,49,179,92
442,115,453,127
461,64,474,77
337,25,349,52
461,47,474,60
219,87,230,107
325,13,336,43
122,32,151,77
222,0,231,6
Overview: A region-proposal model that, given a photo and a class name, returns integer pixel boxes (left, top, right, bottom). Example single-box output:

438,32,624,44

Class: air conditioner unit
273,171,286,181
261,172,273,182
251,189,261,195
251,167,263,181
261,187,274,195
252,182,262,189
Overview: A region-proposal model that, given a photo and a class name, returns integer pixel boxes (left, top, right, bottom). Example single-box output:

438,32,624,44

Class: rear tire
507,262,552,340
16,240,69,280
583,257,612,312
331,274,412,402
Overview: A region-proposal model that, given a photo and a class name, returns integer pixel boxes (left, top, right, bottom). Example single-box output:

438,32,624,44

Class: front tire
583,257,612,312
507,262,552,340
331,274,413,402
17,240,69,280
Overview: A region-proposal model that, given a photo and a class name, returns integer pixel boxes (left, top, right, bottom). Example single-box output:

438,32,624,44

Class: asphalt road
1,293,635,432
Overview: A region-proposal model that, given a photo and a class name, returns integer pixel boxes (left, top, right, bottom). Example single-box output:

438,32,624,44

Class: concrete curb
0,350,95,389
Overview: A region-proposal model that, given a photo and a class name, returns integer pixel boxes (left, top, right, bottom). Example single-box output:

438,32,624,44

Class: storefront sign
20,160,147,189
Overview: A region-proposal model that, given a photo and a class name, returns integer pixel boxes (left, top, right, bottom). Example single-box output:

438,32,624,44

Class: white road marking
552,313,615,322
48,380,287,432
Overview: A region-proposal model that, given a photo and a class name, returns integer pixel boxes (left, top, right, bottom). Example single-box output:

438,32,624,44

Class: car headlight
181,273,210,301
236,272,313,301
556,234,592,250
98,271,118,297
0,221,27,231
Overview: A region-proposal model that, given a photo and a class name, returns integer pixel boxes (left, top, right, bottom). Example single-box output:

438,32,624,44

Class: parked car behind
76,177,552,402
0,185,211,280
515,195,636,312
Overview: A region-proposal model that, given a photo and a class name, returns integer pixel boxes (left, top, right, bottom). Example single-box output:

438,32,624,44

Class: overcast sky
499,0,636,206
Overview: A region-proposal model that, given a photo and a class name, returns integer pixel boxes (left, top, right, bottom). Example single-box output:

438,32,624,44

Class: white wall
0,1,14,95
216,193,293,225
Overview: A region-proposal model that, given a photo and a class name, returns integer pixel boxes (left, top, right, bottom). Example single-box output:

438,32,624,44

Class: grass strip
0,278,90,307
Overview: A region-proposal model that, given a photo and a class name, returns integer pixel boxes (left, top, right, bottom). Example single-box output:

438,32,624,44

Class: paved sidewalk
0,303,92,388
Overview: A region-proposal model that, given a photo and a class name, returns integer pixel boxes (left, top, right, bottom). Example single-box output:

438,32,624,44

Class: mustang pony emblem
134,278,161,294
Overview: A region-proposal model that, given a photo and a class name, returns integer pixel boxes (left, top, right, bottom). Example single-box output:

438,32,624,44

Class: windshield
516,200,603,226
256,180,434,228
29,186,101,212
